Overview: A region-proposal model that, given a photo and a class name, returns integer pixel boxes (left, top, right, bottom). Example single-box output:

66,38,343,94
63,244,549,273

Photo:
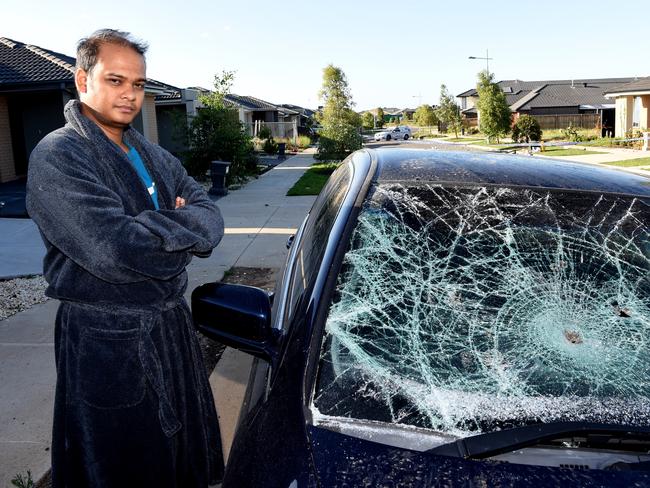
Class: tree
199,70,235,109
184,71,256,181
316,64,362,160
413,104,438,127
475,70,512,143
512,114,542,143
376,107,385,128
436,85,463,138
348,110,363,129
361,112,375,129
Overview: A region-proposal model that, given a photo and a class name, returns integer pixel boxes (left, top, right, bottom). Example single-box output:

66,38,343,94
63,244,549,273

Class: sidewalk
0,219,46,279
0,150,317,487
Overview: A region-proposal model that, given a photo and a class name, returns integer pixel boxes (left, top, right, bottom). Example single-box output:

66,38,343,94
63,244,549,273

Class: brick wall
0,96,17,183
141,95,159,144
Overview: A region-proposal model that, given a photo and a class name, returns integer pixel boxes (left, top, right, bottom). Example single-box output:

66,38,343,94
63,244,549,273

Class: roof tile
0,37,75,85
604,77,650,95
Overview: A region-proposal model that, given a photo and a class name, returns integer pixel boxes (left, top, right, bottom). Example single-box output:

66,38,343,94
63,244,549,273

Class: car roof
369,148,650,197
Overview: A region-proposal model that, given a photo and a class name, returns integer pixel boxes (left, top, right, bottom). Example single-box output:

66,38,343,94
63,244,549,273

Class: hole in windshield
313,184,650,437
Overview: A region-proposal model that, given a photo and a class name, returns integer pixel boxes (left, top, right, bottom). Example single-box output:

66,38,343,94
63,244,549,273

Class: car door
239,158,357,417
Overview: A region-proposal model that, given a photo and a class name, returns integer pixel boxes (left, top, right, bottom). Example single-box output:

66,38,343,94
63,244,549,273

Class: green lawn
286,162,340,196
540,147,605,156
605,157,650,167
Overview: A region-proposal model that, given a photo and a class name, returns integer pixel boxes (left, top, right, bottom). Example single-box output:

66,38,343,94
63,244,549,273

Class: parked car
374,125,412,141
193,148,650,487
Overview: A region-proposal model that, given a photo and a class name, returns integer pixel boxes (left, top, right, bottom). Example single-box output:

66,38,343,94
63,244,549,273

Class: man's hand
175,197,186,209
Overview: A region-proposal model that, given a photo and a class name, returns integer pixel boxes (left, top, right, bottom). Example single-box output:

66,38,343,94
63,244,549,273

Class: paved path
532,146,650,176
0,150,317,487
0,219,46,279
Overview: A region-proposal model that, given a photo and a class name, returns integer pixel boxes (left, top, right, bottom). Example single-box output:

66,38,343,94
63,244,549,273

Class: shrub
316,123,362,161
561,125,583,142
287,140,298,152
624,129,646,149
257,125,272,140
361,112,375,130
252,137,263,152
184,106,257,183
296,135,311,149
512,115,542,143
262,137,278,154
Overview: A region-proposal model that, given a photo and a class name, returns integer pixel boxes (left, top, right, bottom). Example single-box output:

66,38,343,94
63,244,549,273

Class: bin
277,142,286,158
209,160,231,196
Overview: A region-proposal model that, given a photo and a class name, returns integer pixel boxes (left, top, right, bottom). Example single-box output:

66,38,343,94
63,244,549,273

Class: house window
633,96,641,128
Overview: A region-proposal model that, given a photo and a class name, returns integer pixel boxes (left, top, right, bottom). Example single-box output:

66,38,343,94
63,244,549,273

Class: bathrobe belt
63,298,185,437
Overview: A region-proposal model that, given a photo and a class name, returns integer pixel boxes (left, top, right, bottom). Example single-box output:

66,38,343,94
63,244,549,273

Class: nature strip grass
605,157,650,168
539,148,606,156
286,162,340,196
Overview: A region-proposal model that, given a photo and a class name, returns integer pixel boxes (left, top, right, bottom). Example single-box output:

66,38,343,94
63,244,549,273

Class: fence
245,121,298,140
530,114,600,130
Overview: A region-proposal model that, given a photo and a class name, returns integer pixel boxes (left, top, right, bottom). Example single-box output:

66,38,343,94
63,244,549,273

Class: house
365,107,399,123
154,88,306,152
279,104,316,134
224,94,300,138
395,108,416,121
457,77,636,133
603,77,650,137
0,36,168,183
153,84,204,155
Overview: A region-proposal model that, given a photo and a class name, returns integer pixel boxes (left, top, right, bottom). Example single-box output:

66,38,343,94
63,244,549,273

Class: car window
284,162,353,324
313,183,650,437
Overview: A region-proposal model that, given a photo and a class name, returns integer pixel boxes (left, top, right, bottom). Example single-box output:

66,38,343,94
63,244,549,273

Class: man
26,29,224,487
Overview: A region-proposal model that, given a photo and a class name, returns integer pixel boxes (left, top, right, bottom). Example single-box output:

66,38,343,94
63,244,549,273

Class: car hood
308,426,650,487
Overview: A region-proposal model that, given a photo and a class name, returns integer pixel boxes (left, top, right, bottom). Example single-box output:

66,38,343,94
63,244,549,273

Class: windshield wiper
427,422,650,460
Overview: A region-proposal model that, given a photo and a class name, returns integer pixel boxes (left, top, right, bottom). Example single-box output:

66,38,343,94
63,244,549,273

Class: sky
3,0,648,111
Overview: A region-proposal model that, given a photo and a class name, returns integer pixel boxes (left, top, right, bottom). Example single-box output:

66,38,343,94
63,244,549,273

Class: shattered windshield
313,184,650,438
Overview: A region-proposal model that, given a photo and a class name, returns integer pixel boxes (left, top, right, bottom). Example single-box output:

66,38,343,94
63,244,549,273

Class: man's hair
76,29,148,74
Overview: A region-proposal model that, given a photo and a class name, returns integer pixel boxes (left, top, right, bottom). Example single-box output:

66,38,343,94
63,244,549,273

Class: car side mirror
192,282,278,362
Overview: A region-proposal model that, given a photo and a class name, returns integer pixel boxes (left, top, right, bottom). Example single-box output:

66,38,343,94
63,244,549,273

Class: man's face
75,43,146,129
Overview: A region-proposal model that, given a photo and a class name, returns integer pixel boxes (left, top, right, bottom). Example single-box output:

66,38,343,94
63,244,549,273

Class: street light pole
468,49,493,75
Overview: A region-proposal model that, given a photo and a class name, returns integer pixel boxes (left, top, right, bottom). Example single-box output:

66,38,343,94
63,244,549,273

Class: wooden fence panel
531,114,600,130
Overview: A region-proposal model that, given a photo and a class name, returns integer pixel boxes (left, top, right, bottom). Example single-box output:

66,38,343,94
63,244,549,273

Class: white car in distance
374,126,412,141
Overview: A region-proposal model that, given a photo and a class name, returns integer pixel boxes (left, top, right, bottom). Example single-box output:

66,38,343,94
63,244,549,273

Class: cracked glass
313,183,650,437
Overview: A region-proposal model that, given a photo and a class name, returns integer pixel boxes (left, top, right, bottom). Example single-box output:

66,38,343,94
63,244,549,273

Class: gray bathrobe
26,100,224,487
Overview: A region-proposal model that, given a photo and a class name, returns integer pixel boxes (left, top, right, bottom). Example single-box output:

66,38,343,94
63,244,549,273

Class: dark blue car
193,148,650,487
